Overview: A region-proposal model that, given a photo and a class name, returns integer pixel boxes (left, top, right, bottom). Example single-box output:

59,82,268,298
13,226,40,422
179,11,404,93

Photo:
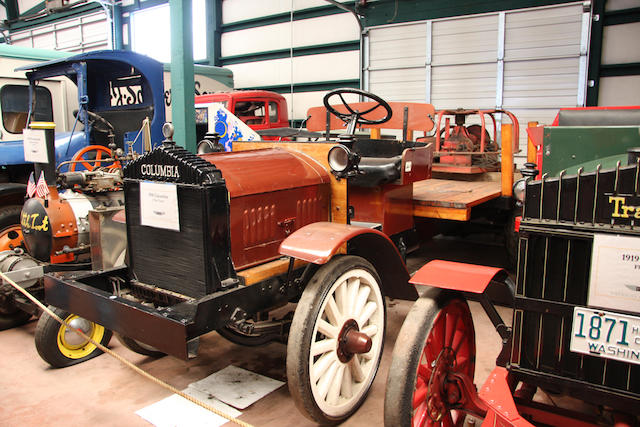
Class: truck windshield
1,85,53,134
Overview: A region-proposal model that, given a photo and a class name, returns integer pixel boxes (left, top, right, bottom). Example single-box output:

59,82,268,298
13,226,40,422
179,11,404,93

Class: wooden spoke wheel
287,255,386,424
385,290,475,427
70,145,120,172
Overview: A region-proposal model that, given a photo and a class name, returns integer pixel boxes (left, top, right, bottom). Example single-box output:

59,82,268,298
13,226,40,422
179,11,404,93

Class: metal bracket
1,266,44,285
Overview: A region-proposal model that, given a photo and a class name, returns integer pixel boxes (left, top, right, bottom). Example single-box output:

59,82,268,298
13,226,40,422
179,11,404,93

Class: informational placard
588,233,640,314
139,181,180,231
22,128,48,163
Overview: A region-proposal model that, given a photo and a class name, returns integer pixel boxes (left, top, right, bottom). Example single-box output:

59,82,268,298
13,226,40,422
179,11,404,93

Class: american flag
35,171,49,198
26,172,36,198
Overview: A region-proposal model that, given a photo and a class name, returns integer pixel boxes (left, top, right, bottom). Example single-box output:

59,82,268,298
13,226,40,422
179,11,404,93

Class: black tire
384,290,475,427
0,306,32,330
35,306,112,368
115,334,165,357
287,255,386,424
217,324,279,347
0,204,24,250
0,204,31,330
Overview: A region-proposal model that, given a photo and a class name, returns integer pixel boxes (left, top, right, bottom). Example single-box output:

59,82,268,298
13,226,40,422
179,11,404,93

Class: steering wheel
74,110,114,133
70,145,120,171
323,88,392,127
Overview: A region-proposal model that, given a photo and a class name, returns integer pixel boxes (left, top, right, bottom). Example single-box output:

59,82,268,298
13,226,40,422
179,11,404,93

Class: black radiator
123,144,237,298
513,163,640,413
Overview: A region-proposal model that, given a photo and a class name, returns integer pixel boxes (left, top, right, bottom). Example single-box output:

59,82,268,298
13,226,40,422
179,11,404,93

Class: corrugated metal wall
366,2,589,162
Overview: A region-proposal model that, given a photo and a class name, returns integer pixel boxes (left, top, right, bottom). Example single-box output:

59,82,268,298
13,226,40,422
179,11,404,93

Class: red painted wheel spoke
417,362,431,380
451,327,467,353
442,410,454,427
412,401,429,427
445,312,460,348
432,317,445,350
412,381,428,409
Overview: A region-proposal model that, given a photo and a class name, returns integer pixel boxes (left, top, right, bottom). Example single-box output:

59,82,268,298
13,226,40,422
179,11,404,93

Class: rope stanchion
0,271,254,427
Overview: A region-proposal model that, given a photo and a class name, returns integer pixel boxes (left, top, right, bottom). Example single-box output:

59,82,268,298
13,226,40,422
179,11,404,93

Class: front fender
280,222,418,300
410,260,508,294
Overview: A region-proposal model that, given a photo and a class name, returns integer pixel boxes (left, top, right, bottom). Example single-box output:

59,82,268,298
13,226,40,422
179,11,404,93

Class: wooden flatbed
412,179,503,221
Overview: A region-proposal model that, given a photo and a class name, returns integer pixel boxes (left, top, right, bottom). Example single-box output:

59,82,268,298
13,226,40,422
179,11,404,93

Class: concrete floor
0,236,512,427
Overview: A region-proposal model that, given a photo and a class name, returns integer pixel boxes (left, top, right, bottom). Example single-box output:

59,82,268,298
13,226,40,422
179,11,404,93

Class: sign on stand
22,128,48,163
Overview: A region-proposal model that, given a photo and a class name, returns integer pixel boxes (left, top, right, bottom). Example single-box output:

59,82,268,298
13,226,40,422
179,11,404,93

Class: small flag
35,171,49,198
26,172,36,198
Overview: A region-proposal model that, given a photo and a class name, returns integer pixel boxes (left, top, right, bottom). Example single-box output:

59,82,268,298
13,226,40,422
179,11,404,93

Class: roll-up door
365,2,588,163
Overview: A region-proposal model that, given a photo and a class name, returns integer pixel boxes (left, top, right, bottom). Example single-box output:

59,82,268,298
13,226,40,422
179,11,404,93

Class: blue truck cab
0,50,167,250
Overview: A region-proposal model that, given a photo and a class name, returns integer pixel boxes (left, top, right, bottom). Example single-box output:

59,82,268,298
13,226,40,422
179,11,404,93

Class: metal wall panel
504,4,582,60
10,11,109,52
602,23,640,64
599,76,640,106
431,15,498,66
431,63,497,109
221,13,359,57
227,50,358,88
367,23,426,102
222,0,327,24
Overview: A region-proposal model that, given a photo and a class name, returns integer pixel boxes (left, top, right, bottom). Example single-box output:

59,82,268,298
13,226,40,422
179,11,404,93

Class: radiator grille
512,162,640,412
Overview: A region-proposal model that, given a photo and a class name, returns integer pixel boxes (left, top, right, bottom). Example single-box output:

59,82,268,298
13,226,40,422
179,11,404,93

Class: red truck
194,90,289,143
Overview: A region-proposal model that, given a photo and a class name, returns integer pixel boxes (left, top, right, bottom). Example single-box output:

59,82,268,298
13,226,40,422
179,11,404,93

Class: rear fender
279,222,418,300
410,259,510,295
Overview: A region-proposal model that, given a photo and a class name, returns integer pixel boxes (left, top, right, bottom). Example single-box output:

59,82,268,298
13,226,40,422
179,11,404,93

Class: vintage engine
123,136,330,299
0,169,124,293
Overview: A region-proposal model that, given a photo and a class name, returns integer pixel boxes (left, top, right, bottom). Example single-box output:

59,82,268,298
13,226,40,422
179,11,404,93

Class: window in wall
0,85,53,134
269,101,279,123
131,0,207,63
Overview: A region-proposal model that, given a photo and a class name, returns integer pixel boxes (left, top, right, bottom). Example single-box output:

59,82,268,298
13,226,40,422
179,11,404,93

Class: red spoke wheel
70,145,120,172
385,290,475,427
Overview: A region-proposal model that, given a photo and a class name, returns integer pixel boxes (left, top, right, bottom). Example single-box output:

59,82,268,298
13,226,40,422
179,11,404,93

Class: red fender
279,222,418,300
410,260,507,294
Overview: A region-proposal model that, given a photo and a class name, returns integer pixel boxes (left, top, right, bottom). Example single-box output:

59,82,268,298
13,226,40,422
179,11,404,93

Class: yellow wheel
56,314,107,359
35,306,112,368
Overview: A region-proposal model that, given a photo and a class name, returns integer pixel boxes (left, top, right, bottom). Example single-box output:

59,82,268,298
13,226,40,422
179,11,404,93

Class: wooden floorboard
413,178,502,219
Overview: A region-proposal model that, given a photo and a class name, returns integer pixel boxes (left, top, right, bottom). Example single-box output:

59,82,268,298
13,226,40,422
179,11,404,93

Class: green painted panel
542,126,640,177
163,63,234,88
220,41,360,65
0,44,69,61
361,0,577,27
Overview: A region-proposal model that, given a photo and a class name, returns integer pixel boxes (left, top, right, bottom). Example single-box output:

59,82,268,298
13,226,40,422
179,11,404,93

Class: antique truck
0,49,233,256
0,51,171,367
194,89,288,138
39,88,433,423
384,153,640,425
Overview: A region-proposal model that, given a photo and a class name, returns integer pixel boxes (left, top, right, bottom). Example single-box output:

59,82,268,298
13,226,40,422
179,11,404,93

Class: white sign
22,128,48,163
588,233,640,314
139,181,180,231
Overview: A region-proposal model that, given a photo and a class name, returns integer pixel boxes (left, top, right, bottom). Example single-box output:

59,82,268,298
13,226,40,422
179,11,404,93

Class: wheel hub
63,316,93,348
336,319,372,363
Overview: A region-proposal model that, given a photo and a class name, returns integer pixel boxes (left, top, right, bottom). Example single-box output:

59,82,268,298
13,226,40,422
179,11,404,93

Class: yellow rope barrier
0,270,254,427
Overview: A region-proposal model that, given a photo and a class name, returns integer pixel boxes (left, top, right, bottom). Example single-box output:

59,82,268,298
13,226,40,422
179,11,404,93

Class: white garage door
365,2,589,160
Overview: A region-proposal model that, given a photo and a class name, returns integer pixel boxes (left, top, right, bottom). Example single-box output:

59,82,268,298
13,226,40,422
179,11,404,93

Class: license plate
570,307,640,365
